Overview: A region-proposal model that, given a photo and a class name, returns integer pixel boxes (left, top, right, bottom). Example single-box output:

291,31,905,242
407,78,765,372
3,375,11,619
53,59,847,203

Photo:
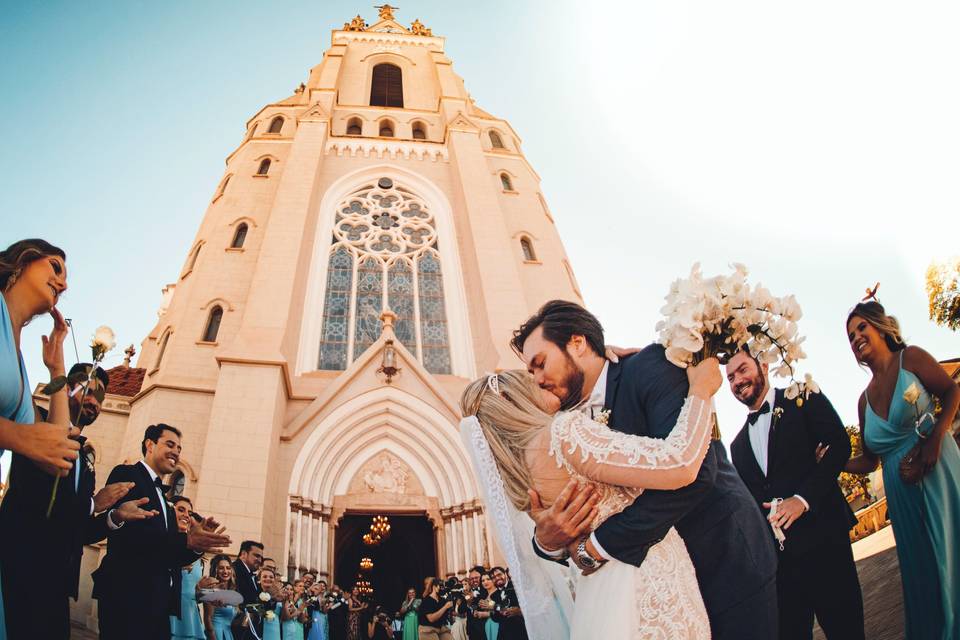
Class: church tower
98,5,582,603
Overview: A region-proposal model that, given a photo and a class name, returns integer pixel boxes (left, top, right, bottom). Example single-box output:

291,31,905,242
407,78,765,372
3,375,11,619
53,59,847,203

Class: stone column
459,509,472,574
293,507,303,575
319,511,330,578
310,512,321,572
471,510,483,567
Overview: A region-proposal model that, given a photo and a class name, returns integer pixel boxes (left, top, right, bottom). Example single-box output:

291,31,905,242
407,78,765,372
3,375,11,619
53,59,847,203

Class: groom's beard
734,371,765,407
557,354,586,411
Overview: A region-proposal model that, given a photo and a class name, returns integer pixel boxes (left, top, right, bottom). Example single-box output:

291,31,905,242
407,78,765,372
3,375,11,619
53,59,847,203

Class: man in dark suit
726,349,864,639
233,540,264,604
513,300,778,639
489,566,527,640
464,566,486,640
0,364,153,639
92,423,231,640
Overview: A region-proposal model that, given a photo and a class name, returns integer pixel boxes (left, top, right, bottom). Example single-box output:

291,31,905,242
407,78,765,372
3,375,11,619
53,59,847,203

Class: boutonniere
594,409,611,426
773,407,784,421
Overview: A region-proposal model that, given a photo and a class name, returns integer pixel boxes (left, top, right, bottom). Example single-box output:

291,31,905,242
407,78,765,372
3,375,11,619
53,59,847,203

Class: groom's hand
529,480,599,552
763,496,807,529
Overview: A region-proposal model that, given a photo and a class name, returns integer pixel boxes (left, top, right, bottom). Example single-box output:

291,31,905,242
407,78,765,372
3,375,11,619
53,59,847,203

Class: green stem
46,475,60,518
46,361,99,519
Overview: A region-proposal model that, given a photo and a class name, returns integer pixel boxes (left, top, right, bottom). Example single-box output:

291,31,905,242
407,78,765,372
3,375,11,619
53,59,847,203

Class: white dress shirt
748,387,809,510
748,386,778,476
139,460,169,529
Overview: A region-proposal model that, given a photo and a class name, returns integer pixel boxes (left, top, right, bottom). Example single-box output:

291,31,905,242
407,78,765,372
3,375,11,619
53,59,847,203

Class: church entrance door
333,513,436,610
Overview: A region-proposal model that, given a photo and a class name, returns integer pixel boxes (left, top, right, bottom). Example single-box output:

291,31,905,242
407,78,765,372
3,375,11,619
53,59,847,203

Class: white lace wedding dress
532,396,715,639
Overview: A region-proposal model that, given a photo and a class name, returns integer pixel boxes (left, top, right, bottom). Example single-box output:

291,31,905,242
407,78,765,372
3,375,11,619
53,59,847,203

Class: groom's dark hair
511,300,605,358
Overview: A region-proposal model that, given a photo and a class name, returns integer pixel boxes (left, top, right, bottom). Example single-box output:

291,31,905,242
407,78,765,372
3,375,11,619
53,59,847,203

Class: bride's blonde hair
459,370,552,512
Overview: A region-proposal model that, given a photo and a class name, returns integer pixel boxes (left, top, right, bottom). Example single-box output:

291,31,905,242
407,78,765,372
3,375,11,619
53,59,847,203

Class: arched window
268,116,284,134
520,237,537,262
167,469,186,498
500,173,513,191
215,175,231,199
370,63,404,108
231,223,248,249
379,120,394,137
318,178,450,373
155,330,172,371
183,243,202,276
411,121,427,140
257,158,271,175
347,118,362,135
203,306,223,343
489,131,505,149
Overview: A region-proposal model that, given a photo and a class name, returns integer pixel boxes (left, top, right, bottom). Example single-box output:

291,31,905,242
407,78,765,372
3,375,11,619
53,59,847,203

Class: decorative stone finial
344,14,367,31
122,344,136,367
410,19,432,36
379,309,397,330
374,4,398,21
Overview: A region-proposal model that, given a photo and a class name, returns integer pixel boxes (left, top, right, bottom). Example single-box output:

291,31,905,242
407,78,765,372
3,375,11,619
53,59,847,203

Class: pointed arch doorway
333,511,438,608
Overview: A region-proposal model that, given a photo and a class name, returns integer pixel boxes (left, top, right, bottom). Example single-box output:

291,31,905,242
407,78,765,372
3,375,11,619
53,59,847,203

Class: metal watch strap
576,539,602,569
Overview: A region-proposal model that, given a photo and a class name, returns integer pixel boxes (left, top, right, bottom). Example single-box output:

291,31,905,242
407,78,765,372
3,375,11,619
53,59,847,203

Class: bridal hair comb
861,282,880,303
485,373,501,396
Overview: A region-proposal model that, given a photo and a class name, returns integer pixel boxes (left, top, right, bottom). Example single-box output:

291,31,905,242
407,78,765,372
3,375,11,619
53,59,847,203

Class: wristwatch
575,539,604,570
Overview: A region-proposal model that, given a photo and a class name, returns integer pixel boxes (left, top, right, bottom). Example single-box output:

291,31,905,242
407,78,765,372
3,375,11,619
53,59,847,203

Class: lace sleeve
549,396,714,491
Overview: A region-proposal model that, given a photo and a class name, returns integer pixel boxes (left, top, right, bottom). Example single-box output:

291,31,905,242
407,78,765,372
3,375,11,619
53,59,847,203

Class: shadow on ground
814,545,903,640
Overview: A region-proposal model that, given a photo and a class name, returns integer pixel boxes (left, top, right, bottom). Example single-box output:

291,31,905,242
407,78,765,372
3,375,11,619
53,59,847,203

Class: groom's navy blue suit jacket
535,345,778,626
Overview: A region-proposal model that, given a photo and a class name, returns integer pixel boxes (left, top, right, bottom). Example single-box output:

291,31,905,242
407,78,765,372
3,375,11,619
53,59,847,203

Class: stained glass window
418,251,451,374
317,178,451,372
318,247,353,370
353,256,383,359
388,260,416,354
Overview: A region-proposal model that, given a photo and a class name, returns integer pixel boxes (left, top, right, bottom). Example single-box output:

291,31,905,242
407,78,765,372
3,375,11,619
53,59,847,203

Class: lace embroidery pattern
549,396,709,472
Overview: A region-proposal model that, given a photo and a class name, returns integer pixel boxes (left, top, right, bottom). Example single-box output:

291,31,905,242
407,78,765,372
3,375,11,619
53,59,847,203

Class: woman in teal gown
258,566,283,640
0,239,72,639
306,581,329,640
479,574,499,640
262,601,283,640
281,580,308,640
399,588,419,640
845,301,960,639
171,498,207,639
204,555,238,640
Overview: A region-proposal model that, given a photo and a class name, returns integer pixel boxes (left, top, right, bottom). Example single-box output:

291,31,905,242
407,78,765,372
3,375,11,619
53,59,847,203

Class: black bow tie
747,402,771,425
154,476,172,495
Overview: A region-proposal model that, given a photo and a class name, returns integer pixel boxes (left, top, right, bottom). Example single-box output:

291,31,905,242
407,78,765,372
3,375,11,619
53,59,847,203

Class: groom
512,300,778,639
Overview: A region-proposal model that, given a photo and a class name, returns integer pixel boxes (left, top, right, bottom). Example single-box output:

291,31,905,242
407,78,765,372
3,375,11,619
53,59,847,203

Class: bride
459,360,721,640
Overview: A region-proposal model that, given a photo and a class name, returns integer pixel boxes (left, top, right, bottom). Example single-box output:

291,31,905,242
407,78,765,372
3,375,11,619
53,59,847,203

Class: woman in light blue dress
281,579,308,640
171,498,207,639
257,566,282,640
204,555,238,640
306,580,329,640
845,301,960,639
479,574,499,640
0,239,72,639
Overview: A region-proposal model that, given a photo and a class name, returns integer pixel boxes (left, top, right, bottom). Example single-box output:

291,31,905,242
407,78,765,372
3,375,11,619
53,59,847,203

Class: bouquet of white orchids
656,263,818,405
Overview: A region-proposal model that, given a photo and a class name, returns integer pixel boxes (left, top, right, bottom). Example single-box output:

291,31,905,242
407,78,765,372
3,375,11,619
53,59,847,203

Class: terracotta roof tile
104,366,146,397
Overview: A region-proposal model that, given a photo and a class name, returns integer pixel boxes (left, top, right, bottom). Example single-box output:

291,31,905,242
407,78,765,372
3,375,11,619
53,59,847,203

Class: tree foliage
926,257,960,331
839,424,872,502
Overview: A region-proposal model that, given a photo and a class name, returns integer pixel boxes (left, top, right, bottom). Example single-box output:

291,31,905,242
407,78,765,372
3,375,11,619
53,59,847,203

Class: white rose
259,592,271,603
903,382,921,405
92,326,117,353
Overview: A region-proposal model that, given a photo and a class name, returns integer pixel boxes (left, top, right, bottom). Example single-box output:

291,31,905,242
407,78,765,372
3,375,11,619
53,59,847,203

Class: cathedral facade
74,5,583,619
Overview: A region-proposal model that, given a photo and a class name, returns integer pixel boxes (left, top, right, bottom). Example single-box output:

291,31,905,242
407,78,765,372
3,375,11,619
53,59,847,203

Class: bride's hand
687,358,722,400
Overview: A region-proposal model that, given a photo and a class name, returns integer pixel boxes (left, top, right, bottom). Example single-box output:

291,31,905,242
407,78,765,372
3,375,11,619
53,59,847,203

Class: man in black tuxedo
233,540,264,604
514,300,778,639
489,567,527,640
92,423,232,640
0,364,154,639
464,566,486,640
726,349,865,639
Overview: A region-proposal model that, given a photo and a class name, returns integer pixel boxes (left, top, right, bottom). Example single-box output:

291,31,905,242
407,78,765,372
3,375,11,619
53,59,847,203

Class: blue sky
2,1,957,439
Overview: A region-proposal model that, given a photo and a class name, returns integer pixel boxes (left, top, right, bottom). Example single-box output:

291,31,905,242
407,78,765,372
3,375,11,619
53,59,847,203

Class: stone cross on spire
374,4,398,20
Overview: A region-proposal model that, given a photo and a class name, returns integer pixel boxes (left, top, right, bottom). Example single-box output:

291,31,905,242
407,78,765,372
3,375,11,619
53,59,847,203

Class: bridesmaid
258,567,283,640
282,579,308,640
204,555,238,640
306,580,329,640
844,300,960,638
171,497,212,639
399,587,420,640
478,574,499,640
0,239,79,636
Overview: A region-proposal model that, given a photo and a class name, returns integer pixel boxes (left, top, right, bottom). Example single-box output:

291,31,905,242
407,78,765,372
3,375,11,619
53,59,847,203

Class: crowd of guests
0,235,958,640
